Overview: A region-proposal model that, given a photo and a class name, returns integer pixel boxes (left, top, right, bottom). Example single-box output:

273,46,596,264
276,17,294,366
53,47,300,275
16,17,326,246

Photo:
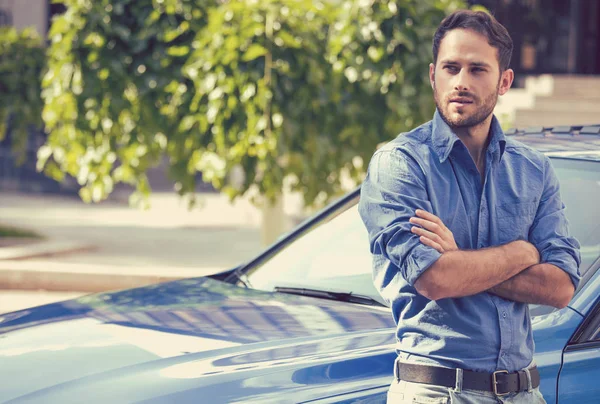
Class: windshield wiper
273,287,386,307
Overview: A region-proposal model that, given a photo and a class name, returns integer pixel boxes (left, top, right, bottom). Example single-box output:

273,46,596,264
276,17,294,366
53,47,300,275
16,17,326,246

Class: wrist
514,240,540,267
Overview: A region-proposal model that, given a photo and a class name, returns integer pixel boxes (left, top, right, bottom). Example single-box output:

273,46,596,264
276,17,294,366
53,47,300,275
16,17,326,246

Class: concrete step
551,76,600,97
514,110,600,128
551,89,600,98
533,97,600,112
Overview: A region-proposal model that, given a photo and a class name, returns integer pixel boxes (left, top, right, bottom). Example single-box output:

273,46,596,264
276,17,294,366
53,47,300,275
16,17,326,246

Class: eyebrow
441,60,492,69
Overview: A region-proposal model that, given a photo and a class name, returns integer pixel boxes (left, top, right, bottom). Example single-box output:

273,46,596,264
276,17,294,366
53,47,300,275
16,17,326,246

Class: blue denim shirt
358,110,581,373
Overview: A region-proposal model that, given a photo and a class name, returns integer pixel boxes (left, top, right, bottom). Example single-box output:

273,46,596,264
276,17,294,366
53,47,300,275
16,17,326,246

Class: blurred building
472,0,600,76
0,0,50,36
471,0,600,127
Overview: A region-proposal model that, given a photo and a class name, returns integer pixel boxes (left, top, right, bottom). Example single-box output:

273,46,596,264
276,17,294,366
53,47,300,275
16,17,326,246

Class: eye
471,67,485,73
444,65,459,73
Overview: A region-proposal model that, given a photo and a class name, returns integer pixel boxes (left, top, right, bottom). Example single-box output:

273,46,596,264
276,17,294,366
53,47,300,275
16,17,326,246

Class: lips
449,97,473,104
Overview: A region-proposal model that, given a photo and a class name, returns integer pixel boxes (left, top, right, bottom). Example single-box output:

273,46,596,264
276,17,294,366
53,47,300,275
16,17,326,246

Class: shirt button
502,312,507,318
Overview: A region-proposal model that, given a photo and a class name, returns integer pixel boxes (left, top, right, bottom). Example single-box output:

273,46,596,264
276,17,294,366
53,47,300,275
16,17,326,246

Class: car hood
0,277,396,403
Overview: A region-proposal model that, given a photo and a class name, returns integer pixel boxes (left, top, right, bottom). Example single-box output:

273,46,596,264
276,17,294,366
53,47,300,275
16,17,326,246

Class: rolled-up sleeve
358,148,441,291
529,156,581,289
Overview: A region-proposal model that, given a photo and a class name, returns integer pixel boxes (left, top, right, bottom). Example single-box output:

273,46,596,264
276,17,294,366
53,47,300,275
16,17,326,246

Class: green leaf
241,44,268,62
166,45,190,57
275,30,300,48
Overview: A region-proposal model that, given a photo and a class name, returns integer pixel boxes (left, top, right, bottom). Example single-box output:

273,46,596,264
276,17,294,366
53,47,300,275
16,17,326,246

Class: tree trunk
260,193,287,247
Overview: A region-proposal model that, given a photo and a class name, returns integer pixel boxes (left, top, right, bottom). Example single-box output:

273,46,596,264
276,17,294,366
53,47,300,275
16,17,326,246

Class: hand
409,209,458,254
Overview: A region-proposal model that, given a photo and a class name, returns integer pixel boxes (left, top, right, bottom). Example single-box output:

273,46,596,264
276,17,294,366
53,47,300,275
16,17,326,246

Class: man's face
429,28,513,129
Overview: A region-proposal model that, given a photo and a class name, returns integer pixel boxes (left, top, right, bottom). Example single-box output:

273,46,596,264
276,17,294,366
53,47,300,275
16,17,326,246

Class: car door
557,265,600,404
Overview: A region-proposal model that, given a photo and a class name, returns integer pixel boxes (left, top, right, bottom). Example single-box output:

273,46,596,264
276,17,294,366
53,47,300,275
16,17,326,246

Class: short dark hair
432,10,513,72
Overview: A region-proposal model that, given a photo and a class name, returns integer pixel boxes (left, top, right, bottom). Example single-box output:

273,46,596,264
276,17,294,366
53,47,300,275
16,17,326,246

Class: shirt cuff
542,249,581,289
403,243,443,286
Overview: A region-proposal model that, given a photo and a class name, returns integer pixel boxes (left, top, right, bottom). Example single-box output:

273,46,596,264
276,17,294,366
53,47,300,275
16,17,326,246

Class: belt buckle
493,370,510,396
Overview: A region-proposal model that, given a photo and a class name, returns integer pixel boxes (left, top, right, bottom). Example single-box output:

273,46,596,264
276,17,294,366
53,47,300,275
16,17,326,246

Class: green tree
328,0,464,151
41,0,215,205
40,0,464,210
180,0,350,206
0,26,45,158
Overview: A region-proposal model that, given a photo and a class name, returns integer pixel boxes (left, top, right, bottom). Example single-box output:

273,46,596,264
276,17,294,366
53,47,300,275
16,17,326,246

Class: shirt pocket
495,200,538,244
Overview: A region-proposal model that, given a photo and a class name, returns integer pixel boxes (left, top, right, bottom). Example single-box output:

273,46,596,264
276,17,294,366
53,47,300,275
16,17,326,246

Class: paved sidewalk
0,191,268,269
0,190,298,313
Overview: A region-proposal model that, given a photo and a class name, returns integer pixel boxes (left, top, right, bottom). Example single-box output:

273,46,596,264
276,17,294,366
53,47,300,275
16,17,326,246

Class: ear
498,68,514,96
429,63,435,90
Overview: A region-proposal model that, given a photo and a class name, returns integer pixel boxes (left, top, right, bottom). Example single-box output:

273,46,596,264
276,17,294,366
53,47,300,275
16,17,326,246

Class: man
358,10,580,404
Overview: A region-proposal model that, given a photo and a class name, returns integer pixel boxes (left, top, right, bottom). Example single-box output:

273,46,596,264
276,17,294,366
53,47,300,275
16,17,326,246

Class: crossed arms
358,149,580,309
410,210,575,308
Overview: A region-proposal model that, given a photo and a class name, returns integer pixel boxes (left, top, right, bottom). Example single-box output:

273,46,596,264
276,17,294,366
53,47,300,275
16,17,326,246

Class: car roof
506,124,600,161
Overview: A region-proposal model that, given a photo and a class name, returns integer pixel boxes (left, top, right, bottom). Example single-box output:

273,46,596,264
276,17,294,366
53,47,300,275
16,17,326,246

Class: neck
453,114,493,167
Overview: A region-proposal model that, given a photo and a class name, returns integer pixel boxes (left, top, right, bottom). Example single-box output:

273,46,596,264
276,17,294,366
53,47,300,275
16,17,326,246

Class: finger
410,217,442,234
415,209,444,227
411,226,442,243
418,236,443,253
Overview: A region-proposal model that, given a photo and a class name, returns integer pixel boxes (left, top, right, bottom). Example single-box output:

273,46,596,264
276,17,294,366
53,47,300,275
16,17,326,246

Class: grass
0,225,42,239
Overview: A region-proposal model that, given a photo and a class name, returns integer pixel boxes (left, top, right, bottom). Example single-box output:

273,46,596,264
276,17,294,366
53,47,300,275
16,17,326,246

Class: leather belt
396,362,540,396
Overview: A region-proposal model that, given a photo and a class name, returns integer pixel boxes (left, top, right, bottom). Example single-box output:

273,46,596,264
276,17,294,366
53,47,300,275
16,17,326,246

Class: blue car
0,126,599,403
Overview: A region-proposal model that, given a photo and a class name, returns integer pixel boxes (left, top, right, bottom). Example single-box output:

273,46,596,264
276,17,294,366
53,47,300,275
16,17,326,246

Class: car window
245,201,383,304
531,158,600,316
549,158,600,280
245,158,599,310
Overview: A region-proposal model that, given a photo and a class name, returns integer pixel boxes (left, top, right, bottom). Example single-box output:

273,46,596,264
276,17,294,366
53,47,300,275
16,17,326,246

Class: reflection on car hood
0,278,396,403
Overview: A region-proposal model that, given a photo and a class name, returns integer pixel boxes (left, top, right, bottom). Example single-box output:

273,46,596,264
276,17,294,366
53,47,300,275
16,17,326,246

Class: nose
454,68,470,92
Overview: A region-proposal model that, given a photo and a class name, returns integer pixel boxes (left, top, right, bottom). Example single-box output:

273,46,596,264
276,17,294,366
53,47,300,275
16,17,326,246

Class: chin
445,112,468,126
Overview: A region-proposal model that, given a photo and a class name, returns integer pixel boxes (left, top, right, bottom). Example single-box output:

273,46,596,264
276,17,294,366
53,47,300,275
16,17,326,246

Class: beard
434,82,499,129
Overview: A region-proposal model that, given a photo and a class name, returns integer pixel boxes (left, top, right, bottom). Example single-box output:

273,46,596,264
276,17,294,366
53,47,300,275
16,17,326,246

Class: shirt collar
431,109,507,163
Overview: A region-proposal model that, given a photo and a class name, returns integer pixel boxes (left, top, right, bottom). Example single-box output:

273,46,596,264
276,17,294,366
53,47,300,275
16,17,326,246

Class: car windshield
245,199,380,300
245,158,600,307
